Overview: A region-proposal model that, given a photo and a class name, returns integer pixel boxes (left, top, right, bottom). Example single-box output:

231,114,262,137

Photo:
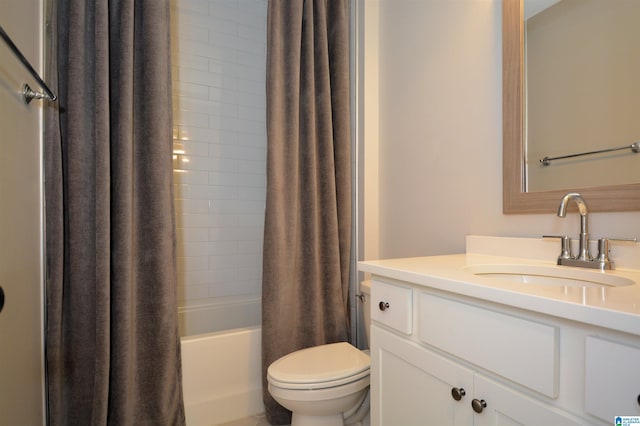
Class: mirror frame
502,0,640,214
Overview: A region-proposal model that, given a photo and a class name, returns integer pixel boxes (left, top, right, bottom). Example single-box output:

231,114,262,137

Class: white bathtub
178,297,261,337
181,326,264,425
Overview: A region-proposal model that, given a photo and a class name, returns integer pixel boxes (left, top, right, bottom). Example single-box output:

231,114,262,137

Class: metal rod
540,141,640,166
0,25,57,103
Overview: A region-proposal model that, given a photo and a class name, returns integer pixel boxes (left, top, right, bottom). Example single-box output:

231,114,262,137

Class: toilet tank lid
360,280,371,295
268,342,370,384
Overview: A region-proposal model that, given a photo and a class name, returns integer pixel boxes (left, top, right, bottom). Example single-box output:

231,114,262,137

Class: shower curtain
262,0,352,424
44,1,185,424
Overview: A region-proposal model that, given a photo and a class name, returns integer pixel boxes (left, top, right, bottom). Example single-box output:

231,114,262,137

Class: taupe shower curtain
44,1,185,424
262,1,352,424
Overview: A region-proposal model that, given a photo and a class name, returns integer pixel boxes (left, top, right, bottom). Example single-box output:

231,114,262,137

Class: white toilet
267,281,372,426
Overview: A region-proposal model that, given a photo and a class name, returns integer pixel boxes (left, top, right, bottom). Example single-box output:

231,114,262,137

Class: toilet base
287,391,370,426
291,413,344,426
269,383,369,426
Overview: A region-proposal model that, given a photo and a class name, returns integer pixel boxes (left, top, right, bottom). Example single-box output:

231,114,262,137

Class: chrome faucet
545,193,638,270
557,192,591,261
545,193,639,270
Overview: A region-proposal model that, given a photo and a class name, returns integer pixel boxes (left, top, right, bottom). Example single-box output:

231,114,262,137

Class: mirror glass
502,0,640,213
525,0,640,192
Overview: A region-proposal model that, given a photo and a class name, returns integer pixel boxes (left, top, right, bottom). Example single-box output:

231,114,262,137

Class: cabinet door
585,337,640,422
371,326,473,426
473,375,586,426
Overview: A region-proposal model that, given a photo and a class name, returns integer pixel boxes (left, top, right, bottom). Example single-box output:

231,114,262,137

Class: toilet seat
267,342,370,391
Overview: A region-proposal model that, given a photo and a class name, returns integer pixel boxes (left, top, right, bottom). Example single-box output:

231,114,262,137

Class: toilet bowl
267,281,372,426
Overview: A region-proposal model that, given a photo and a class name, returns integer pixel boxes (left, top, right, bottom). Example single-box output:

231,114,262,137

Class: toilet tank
359,280,372,347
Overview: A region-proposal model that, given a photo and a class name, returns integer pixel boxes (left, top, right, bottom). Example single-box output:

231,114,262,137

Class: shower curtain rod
0,25,57,104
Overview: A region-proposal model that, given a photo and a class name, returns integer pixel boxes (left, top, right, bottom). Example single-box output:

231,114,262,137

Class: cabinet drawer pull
471,398,487,413
378,301,390,311
451,387,466,401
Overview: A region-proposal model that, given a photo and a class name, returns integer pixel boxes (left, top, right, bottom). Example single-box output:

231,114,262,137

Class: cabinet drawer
585,337,640,422
371,280,412,334
419,293,558,397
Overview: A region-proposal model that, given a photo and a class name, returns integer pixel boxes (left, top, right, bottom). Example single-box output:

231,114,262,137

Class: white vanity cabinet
369,278,640,426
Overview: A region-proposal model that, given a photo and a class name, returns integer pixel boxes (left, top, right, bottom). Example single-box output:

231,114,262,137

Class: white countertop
358,236,640,336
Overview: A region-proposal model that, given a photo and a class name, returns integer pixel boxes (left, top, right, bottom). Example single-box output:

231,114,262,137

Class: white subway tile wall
172,0,267,310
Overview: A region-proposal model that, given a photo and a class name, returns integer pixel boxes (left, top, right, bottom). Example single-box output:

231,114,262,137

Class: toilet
267,281,372,426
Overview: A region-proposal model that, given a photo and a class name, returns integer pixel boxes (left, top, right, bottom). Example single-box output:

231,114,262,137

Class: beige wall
0,0,46,424
360,0,640,260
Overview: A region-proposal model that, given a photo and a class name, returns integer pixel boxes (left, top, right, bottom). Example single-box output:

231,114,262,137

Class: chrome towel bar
540,141,640,166
0,25,57,104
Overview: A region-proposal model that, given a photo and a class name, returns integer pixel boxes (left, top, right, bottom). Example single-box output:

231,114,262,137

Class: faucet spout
557,192,591,261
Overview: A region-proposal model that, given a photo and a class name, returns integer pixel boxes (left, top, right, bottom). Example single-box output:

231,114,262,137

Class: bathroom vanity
359,236,640,426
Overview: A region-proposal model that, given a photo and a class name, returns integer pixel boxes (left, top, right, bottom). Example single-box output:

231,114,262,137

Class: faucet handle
543,235,572,259
596,237,638,263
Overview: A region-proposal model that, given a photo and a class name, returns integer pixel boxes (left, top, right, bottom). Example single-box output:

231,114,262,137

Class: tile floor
219,413,285,426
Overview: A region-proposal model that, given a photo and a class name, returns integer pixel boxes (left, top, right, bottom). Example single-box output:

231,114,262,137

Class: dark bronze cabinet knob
471,398,487,413
378,301,389,311
451,387,466,401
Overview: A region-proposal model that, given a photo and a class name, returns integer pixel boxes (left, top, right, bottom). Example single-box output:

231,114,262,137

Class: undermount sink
464,264,635,288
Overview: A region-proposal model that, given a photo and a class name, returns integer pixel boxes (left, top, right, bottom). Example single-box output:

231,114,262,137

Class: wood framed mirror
502,0,640,214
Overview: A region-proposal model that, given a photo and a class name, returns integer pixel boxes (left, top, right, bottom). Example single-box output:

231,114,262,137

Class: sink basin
464,264,634,287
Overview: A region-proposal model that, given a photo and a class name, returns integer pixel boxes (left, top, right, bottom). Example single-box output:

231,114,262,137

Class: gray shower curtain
262,1,352,424
44,1,185,424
